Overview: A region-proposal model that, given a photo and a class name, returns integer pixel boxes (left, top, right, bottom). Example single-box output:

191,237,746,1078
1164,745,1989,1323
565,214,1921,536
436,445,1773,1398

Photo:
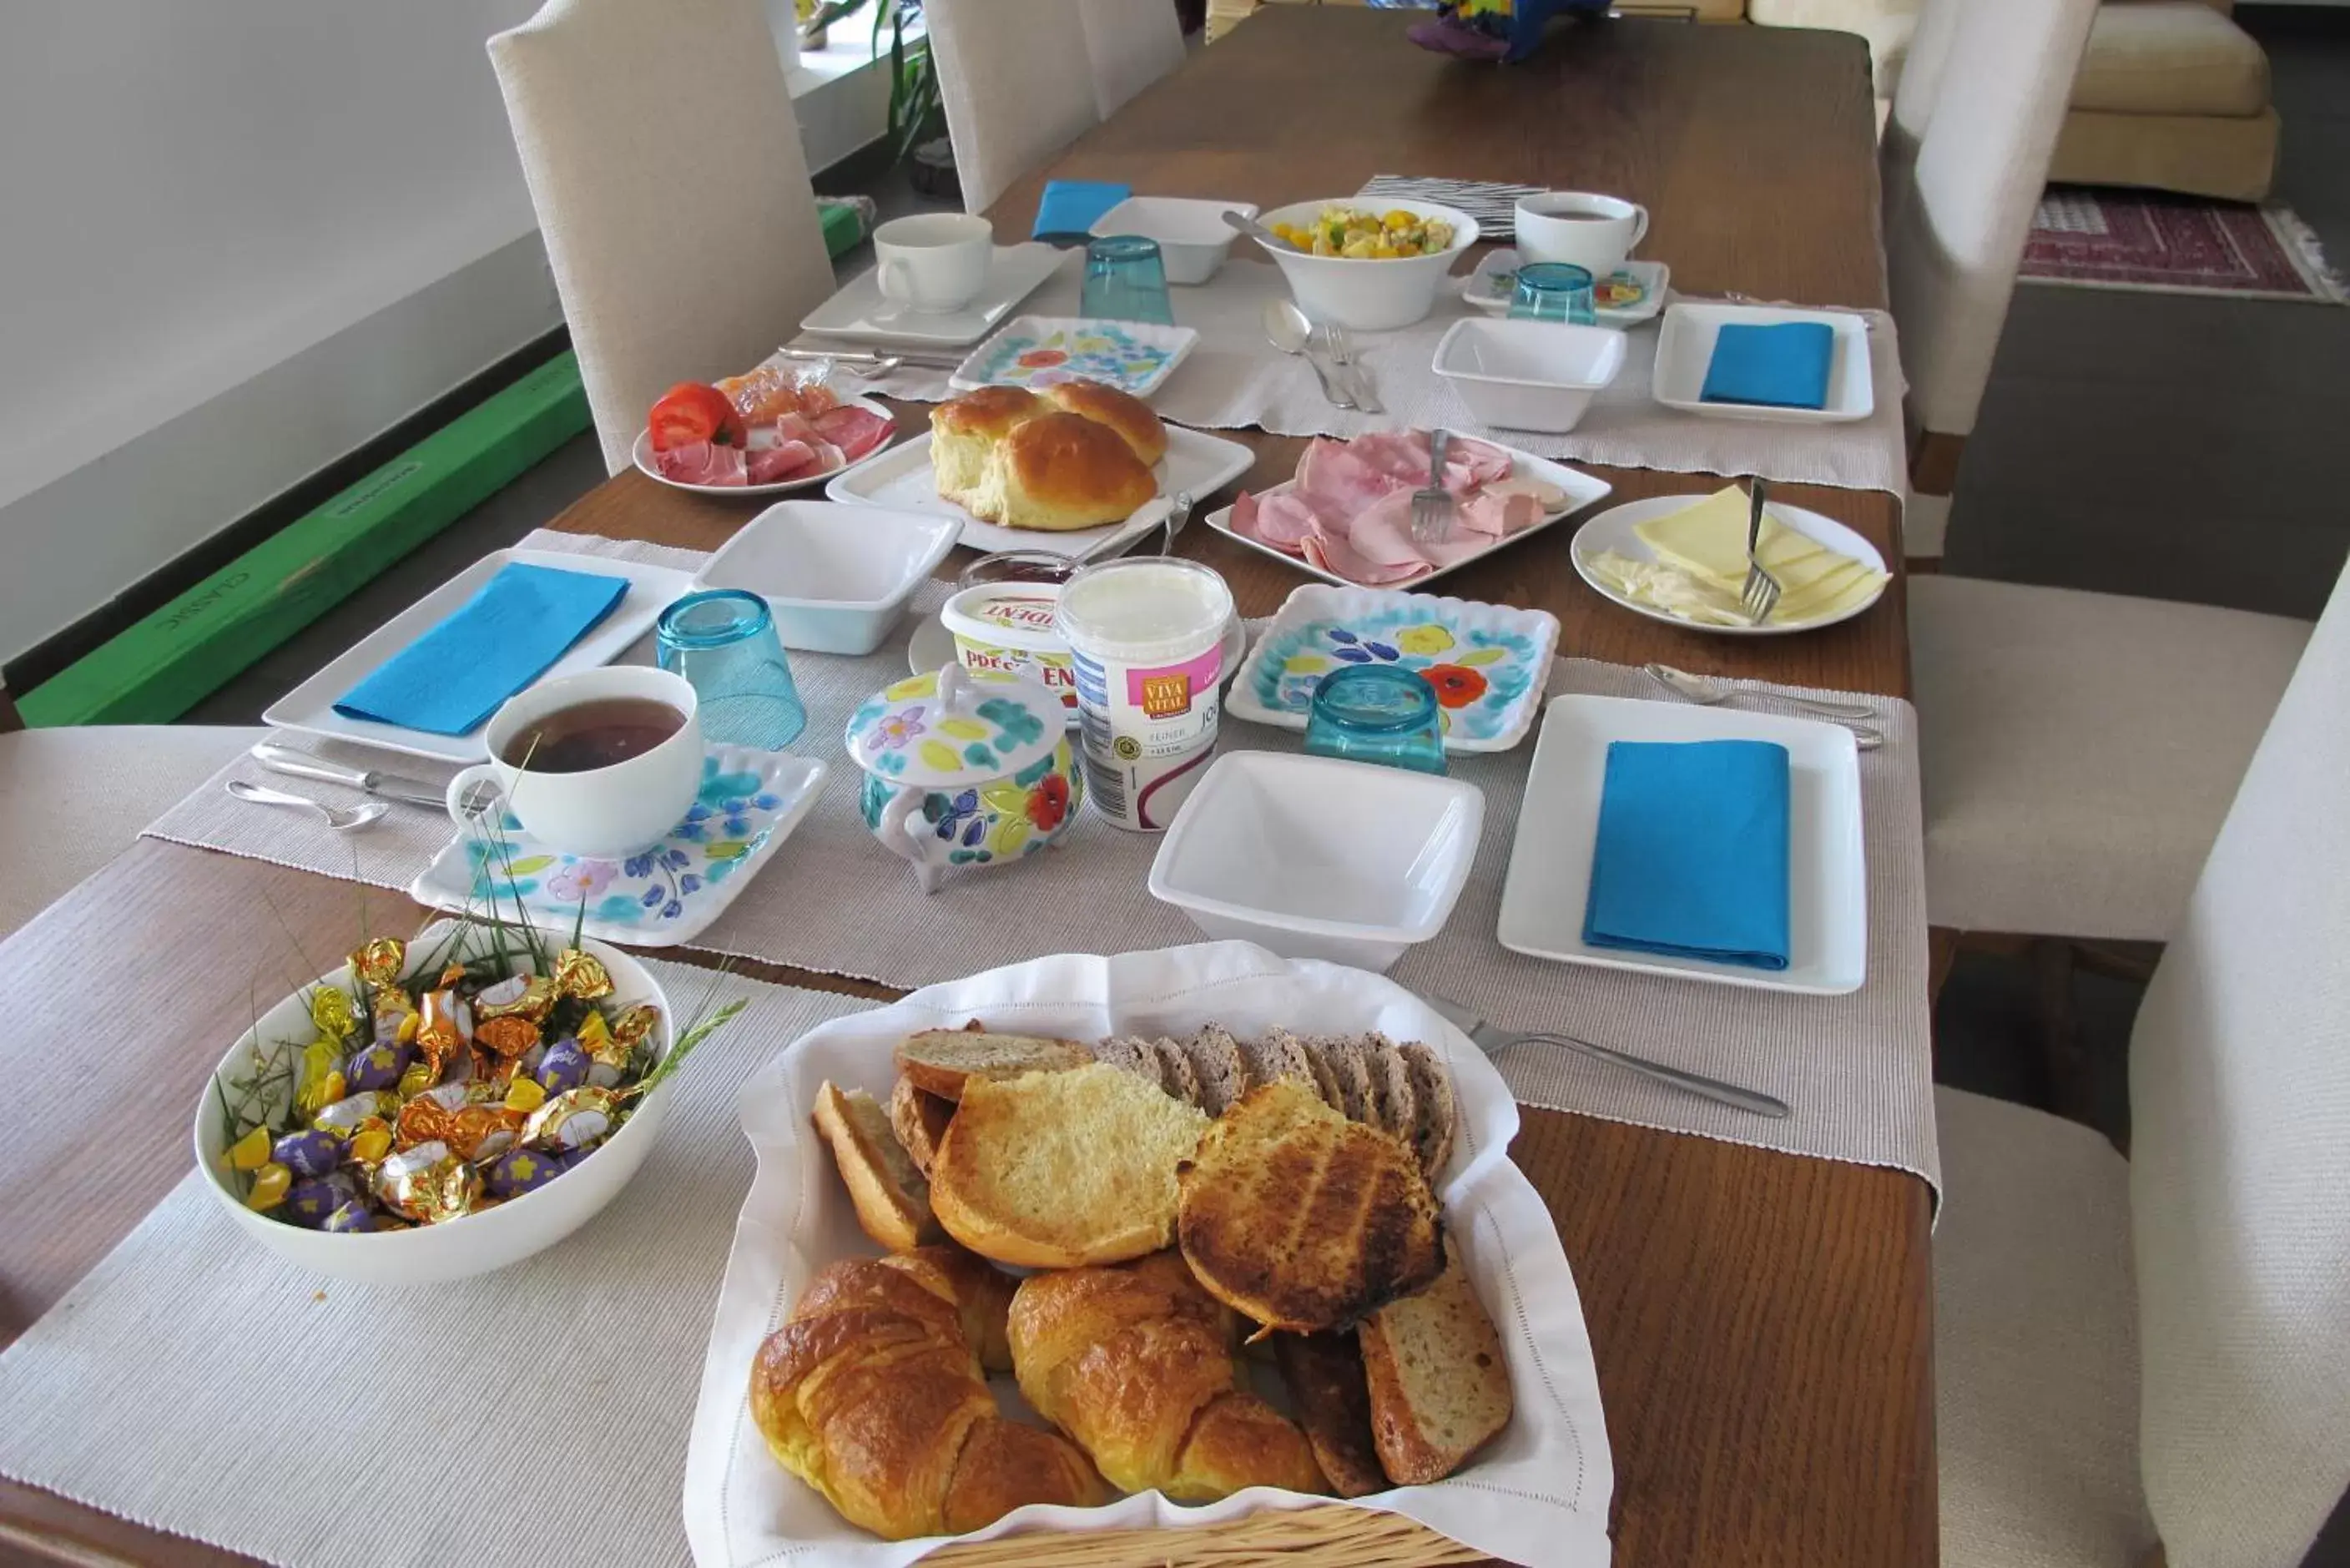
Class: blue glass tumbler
1302,665,1448,775
656,590,806,749
1081,235,1177,325
1509,261,1598,325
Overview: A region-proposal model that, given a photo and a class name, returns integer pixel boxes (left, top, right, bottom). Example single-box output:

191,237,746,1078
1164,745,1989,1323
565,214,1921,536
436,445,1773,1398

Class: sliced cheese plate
1570,489,1888,637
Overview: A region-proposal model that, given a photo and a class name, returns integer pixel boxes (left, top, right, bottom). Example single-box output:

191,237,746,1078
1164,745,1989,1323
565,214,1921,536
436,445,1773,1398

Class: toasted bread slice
896,1028,1093,1102
1151,1036,1203,1110
888,1076,956,1177
1359,1260,1512,1485
1180,1027,1248,1116
1178,1078,1445,1334
813,1080,944,1253
1398,1042,1459,1182
1273,1332,1387,1497
931,1063,1211,1268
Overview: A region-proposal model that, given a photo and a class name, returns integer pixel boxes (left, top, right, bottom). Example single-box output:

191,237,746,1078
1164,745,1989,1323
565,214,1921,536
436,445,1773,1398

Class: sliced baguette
1359,1259,1512,1485
812,1080,943,1253
1273,1332,1388,1498
895,1027,1093,1102
888,1076,956,1177
1397,1042,1459,1182
930,1063,1211,1268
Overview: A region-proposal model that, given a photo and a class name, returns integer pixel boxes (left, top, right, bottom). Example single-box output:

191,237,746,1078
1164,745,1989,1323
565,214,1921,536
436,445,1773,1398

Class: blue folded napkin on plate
1700,320,1835,410
1034,179,1132,239
334,562,632,737
1583,739,1792,971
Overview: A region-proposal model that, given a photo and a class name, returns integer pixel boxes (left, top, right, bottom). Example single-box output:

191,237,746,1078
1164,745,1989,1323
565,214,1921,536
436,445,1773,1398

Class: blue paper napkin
1583,739,1792,971
1034,179,1132,239
334,562,633,737
1700,320,1835,410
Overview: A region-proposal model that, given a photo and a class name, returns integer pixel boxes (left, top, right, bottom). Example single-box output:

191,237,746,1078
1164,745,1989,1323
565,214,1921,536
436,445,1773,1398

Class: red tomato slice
647,383,747,452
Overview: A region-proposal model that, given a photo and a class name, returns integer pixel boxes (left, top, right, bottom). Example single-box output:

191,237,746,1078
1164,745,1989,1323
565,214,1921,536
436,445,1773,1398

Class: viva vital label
1055,558,1234,833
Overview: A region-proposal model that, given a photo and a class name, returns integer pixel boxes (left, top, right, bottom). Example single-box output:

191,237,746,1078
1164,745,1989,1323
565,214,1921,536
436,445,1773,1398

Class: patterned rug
2020,187,2347,304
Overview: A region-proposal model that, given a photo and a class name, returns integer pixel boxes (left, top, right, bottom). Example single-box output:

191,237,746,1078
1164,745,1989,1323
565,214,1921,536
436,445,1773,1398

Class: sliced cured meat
809,404,894,462
654,440,747,487
746,441,817,485
1228,429,1549,586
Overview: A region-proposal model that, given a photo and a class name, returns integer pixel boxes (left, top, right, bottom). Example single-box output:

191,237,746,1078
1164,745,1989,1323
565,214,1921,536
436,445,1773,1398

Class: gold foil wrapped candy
472,1014,541,1058
416,989,473,1079
522,1086,626,1152
475,973,557,1025
294,1039,347,1120
553,947,614,1002
375,1142,480,1224
350,937,406,991
309,986,359,1043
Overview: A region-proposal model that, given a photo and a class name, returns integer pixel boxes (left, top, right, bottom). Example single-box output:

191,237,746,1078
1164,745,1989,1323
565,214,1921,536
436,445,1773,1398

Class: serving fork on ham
1228,429,1569,585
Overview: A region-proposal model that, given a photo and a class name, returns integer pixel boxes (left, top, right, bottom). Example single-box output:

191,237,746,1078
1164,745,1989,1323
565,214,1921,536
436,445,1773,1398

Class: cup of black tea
445,667,703,857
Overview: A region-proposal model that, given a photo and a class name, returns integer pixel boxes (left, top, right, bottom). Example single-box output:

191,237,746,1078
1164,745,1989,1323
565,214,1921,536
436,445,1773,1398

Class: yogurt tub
1056,557,1235,832
941,583,1077,713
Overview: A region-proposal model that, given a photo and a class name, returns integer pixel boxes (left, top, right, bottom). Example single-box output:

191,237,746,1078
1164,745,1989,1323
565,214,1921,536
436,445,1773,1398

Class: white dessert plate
798,244,1069,347
1570,493,1889,637
261,547,696,765
824,423,1255,560
1650,301,1874,423
1497,694,1867,995
629,397,899,497
1462,251,1671,326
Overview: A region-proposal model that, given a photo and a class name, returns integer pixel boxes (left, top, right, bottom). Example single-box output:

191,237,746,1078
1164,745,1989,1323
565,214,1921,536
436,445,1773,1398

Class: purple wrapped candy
321,1201,376,1234
283,1175,356,1228
273,1129,342,1178
483,1146,565,1199
536,1038,590,1097
344,1038,411,1093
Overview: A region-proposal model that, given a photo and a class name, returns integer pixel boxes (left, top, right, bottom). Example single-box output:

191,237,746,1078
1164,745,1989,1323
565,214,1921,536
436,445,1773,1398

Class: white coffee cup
445,667,703,859
1515,192,1650,275
873,213,995,315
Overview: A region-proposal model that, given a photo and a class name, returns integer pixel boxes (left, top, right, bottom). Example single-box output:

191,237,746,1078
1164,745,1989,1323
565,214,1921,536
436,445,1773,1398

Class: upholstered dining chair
1931,560,2350,1568
925,0,1104,218
488,0,836,474
1077,0,1190,118
1882,0,2098,559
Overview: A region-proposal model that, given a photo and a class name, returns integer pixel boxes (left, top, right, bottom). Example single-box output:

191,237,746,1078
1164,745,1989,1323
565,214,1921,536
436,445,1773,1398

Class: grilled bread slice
888,1076,956,1177
1273,1332,1388,1498
1177,1078,1445,1334
895,1027,1093,1102
813,1081,944,1253
1359,1259,1512,1485
930,1063,1211,1268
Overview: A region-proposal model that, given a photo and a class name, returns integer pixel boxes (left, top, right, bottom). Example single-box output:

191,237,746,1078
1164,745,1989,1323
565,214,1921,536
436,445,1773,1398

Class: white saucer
1463,252,1671,326
799,245,1070,347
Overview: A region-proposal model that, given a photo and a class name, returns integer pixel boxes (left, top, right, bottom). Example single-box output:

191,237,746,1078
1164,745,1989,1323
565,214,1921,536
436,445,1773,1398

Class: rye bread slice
1266,1026,1344,1112
1151,1036,1203,1110
1359,1260,1512,1485
1320,1037,1377,1126
1370,1038,1420,1143
1181,1026,1248,1116
1092,1035,1167,1095
1397,1041,1459,1182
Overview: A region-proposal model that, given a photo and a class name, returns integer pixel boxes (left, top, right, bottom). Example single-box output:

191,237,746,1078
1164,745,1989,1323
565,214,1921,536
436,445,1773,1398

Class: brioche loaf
1039,379,1167,466
812,1081,942,1253
972,412,1157,532
895,1027,1092,1101
1009,1251,1327,1501
931,386,1041,507
750,1249,1108,1538
1359,1258,1513,1485
930,1063,1211,1268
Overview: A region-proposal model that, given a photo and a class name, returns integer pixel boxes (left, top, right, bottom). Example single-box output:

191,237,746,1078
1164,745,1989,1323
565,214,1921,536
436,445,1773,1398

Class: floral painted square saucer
947,315,1201,398
408,747,827,947
1224,584,1560,754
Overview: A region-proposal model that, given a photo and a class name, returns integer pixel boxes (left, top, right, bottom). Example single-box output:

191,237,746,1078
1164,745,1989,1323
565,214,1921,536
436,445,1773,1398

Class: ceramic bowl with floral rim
946,315,1201,398
1224,584,1560,754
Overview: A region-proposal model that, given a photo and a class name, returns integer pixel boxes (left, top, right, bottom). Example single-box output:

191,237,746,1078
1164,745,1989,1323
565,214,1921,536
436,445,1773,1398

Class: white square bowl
694,500,958,655
1148,751,1485,972
1433,317,1629,434
1088,195,1260,285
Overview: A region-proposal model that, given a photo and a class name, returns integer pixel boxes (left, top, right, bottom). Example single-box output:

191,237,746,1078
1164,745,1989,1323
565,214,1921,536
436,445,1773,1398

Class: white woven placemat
813,254,1911,497
0,966,876,1568
145,532,1936,1192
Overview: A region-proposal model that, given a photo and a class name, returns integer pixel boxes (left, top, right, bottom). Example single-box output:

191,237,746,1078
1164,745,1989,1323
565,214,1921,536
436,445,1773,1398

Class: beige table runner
0,966,875,1568
145,532,1937,1193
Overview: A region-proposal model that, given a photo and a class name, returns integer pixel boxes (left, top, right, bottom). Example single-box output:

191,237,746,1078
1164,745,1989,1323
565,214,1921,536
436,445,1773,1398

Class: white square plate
1651,302,1874,423
1497,694,1867,994
947,316,1201,398
1201,439,1611,590
1462,251,1671,326
824,423,1255,559
798,245,1070,347
260,547,697,765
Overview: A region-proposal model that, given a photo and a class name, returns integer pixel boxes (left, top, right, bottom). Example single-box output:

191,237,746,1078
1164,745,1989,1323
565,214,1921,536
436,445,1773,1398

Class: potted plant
800,0,954,196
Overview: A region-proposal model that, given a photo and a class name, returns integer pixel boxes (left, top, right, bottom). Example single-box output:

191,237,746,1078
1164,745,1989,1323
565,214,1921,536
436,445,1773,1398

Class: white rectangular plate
824,423,1256,559
681,943,1615,1568
1651,301,1874,423
1498,694,1867,994
798,245,1070,347
260,547,697,765
948,316,1201,398
1202,440,1611,590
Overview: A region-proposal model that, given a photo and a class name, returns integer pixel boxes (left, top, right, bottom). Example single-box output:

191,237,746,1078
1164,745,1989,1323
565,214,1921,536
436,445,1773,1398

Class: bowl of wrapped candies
194,917,702,1285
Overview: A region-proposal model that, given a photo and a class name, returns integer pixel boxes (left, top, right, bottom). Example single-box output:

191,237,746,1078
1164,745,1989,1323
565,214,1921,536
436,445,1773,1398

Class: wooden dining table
0,11,1932,1567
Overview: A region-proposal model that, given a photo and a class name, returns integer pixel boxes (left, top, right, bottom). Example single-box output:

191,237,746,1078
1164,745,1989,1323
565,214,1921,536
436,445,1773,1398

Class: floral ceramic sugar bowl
845,663,1084,894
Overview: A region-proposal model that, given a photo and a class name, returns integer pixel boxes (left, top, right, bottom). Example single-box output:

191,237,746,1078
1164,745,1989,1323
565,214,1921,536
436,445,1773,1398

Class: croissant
1008,1251,1328,1502
750,1247,1110,1540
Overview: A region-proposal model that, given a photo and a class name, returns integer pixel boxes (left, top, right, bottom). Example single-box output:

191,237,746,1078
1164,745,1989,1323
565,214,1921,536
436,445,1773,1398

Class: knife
1419,992,1792,1119
250,743,447,809
774,343,966,371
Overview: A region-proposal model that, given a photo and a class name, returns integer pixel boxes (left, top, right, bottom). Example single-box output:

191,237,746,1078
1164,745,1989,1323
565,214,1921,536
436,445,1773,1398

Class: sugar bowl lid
845,662,1062,789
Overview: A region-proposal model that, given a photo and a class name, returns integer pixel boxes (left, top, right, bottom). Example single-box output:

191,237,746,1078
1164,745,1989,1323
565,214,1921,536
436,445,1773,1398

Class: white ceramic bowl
1089,196,1259,285
697,500,959,655
1249,199,1480,332
1147,751,1485,972
1432,317,1628,434
194,920,674,1286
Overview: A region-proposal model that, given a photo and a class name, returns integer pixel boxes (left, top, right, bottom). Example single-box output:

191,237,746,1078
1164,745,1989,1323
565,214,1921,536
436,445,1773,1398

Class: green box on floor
18,353,592,729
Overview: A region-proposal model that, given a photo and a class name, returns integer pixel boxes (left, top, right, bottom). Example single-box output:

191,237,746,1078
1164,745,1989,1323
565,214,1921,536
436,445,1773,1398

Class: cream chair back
488,0,835,474
1882,0,2096,439
2129,559,2350,1568
926,0,1103,218
1079,0,1188,118
1887,0,1961,154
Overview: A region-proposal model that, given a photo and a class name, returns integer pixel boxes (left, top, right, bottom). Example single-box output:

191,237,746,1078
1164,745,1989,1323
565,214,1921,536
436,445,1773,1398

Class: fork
1740,477,1783,626
1410,429,1458,544
1323,323,1383,413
